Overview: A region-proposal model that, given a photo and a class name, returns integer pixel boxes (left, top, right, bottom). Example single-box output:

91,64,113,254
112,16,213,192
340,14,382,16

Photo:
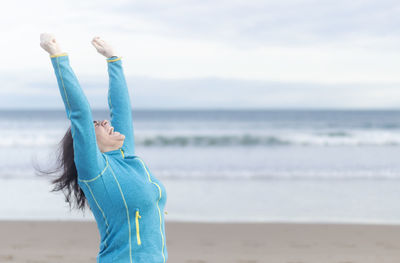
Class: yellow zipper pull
135,209,142,245
164,211,168,215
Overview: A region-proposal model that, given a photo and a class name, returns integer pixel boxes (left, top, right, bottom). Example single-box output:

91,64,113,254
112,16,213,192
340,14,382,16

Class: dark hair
34,126,87,211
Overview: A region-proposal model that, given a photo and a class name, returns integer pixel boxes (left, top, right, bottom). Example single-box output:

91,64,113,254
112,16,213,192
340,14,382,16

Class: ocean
1,109,400,223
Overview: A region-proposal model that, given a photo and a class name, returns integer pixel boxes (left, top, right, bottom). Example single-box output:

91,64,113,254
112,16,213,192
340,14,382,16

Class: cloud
83,0,400,47
1,0,400,109
3,74,400,109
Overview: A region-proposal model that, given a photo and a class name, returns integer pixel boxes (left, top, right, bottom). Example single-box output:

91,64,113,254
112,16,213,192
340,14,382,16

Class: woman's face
93,120,125,152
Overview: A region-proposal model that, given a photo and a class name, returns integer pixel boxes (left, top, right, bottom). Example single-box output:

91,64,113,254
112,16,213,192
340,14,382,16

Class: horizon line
2,107,400,111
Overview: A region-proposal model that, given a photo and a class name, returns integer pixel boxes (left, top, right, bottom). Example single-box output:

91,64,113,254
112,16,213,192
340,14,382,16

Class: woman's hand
91,36,118,58
40,33,63,56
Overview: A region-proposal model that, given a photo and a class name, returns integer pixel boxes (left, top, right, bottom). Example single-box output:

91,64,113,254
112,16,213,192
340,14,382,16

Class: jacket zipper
135,208,142,245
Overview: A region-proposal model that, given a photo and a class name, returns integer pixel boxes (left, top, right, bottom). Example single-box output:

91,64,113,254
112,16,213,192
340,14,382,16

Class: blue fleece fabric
49,54,168,263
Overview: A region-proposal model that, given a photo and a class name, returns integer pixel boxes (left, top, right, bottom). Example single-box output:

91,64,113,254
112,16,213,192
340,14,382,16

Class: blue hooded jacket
49,53,168,263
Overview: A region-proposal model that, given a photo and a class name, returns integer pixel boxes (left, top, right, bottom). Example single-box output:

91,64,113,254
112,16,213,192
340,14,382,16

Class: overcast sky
2,0,400,109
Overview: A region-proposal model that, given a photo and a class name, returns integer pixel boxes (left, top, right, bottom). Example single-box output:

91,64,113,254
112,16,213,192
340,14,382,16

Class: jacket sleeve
50,53,106,180
106,56,135,157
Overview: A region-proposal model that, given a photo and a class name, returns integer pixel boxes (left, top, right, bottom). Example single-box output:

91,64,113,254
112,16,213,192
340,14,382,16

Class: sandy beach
0,221,399,263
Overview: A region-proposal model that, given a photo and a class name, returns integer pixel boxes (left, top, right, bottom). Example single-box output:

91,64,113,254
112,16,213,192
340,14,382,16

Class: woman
39,33,168,263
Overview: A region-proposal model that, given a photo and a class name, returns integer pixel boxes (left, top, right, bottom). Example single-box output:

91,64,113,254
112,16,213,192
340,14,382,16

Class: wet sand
0,220,400,263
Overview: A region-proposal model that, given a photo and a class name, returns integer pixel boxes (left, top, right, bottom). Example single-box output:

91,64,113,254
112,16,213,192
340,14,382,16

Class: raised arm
91,36,135,157
46,48,106,180
106,56,135,157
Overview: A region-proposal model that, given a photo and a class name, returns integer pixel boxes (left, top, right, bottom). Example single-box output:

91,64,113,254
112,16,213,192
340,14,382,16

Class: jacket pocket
135,208,142,245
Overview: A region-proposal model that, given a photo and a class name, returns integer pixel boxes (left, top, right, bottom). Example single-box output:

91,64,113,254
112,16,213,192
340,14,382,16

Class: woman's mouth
107,126,123,138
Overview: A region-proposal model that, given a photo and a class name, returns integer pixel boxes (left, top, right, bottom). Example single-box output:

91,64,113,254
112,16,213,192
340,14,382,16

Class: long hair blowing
35,126,87,211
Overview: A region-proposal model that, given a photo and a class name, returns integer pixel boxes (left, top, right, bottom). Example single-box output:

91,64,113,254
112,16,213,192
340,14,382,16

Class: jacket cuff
50,52,68,58
107,56,122,63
